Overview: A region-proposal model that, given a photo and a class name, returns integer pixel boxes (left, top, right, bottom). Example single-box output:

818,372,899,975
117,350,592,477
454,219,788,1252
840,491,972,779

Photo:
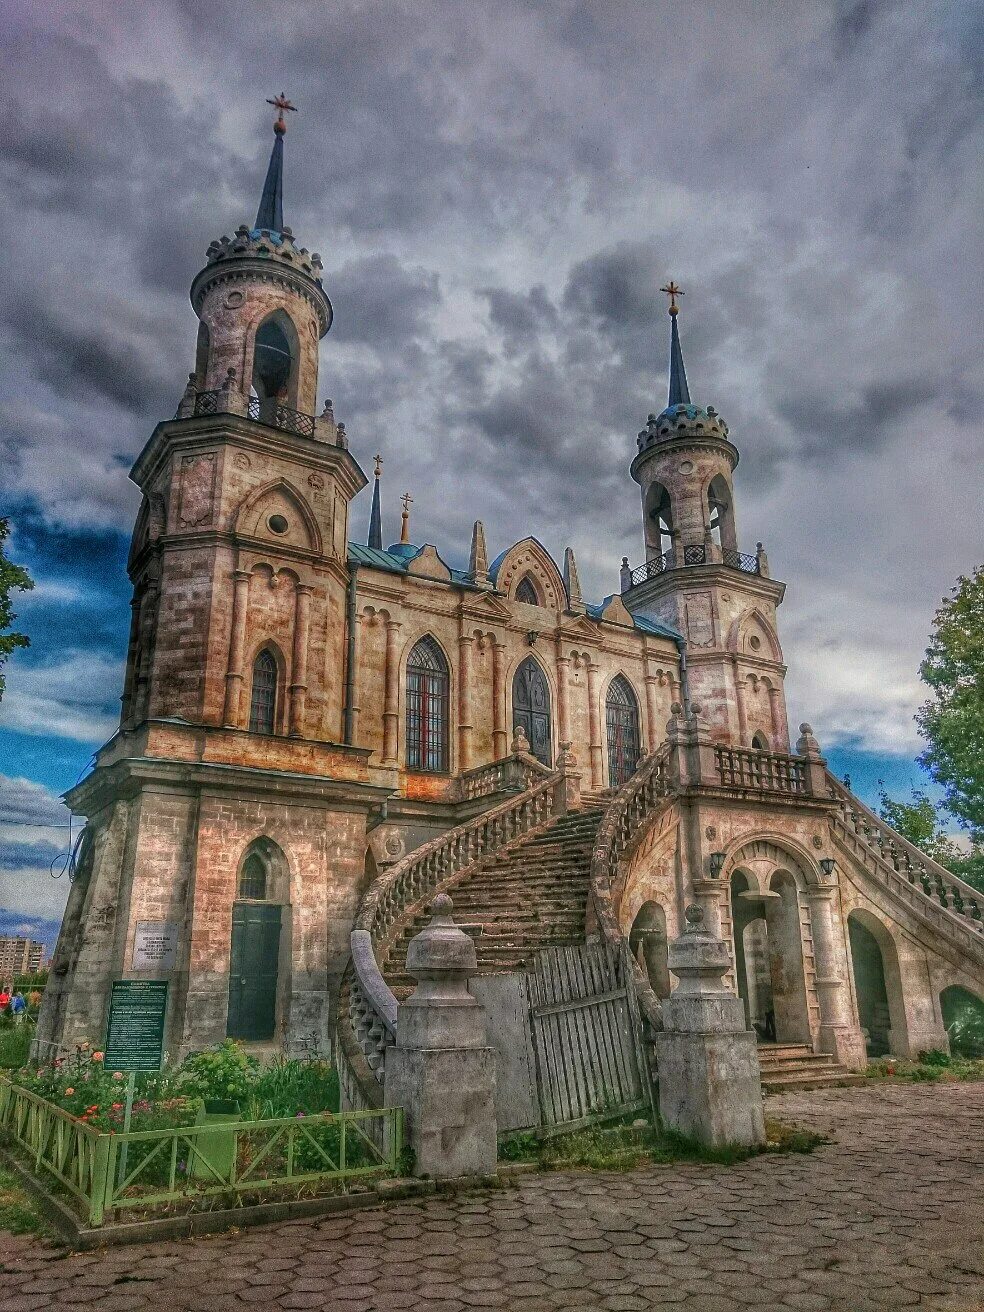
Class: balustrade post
794,722,827,796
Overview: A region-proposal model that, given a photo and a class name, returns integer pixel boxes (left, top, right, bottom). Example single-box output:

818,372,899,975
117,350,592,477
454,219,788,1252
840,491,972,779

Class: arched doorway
941,985,984,1058
730,868,811,1044
628,902,670,999
227,838,289,1043
512,657,552,766
848,910,904,1057
606,675,641,788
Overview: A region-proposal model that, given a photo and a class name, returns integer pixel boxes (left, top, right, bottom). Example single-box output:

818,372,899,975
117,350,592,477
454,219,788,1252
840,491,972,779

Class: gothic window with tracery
515,575,540,605
606,674,641,788
406,636,450,772
249,650,278,734
238,850,268,900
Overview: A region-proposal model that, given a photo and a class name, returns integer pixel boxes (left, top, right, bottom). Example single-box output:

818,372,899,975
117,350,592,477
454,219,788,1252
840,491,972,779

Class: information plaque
104,979,169,1072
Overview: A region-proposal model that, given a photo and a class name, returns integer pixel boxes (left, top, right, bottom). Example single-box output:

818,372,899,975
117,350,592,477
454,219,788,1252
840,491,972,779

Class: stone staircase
757,1043,866,1093
380,806,605,998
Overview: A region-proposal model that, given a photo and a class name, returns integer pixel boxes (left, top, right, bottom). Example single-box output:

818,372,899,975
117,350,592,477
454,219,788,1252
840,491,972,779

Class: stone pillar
586,661,604,789
288,583,313,736
382,618,401,766
644,668,660,752
492,640,508,759
795,723,827,796
804,882,866,1070
555,641,571,747
384,895,497,1179
458,632,473,771
223,569,251,726
768,684,786,751
732,658,748,746
654,905,765,1149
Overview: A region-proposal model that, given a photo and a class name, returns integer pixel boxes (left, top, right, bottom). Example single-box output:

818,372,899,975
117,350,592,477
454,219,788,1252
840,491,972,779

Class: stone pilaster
804,882,866,1070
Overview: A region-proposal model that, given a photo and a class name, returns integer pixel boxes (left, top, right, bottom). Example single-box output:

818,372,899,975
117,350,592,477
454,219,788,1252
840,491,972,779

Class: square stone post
384,894,497,1179
654,905,765,1149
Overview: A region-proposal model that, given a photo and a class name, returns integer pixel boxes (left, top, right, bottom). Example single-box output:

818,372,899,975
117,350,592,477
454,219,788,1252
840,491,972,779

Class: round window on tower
268,514,289,535
749,635,762,651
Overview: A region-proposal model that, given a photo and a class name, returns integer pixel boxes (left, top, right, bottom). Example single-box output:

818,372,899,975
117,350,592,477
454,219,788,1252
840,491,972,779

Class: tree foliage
916,565,984,837
0,517,33,701
876,787,984,894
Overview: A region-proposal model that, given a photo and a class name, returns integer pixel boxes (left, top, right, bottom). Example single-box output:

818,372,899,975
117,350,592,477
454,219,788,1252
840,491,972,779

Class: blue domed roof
386,542,420,559
656,402,711,424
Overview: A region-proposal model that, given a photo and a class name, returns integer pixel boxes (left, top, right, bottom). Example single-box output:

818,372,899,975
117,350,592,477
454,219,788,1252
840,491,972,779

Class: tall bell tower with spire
622,286,791,750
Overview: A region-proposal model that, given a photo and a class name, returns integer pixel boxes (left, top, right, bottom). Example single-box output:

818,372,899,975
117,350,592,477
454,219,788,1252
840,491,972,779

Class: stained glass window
249,650,278,734
406,637,449,772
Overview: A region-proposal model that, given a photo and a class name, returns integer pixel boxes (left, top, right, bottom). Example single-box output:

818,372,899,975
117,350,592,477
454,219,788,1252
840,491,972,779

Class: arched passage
940,985,984,1058
848,910,906,1057
227,837,291,1043
512,656,552,766
628,902,670,999
730,867,811,1044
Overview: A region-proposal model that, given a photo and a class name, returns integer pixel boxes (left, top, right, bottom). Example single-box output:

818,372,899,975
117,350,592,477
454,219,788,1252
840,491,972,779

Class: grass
0,1163,52,1239
0,1024,32,1070
499,1115,826,1172
863,1052,984,1084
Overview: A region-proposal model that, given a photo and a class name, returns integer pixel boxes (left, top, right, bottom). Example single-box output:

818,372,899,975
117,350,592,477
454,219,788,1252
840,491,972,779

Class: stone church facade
38,114,984,1080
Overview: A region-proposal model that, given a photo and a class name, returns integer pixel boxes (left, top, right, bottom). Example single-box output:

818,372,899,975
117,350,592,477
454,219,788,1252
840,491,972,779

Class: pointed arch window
647,483,674,559
606,675,641,788
751,731,770,751
406,637,450,772
249,649,278,734
515,576,540,605
238,850,269,900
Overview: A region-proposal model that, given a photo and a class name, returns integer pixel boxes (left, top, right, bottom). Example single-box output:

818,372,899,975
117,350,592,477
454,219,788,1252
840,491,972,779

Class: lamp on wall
709,852,726,878
819,857,836,878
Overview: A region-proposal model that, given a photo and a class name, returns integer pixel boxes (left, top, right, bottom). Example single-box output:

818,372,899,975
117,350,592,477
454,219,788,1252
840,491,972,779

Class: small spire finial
400,491,413,544
660,280,684,316
266,92,297,136
367,455,384,549
374,453,383,478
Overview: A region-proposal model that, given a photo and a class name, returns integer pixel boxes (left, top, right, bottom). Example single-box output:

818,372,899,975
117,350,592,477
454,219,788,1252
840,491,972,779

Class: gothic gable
492,537,566,610
235,478,322,553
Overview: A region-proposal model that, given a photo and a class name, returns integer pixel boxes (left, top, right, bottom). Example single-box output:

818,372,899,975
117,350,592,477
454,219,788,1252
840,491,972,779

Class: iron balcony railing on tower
192,389,317,439
622,544,762,591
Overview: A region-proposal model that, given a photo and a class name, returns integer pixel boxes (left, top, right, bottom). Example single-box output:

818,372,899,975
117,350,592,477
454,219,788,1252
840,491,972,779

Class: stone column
732,658,748,745
288,583,313,736
492,639,508,759
382,619,401,766
654,905,765,1148
644,668,660,752
458,631,473,772
767,684,785,751
586,660,604,789
555,640,571,747
804,882,867,1070
223,569,251,726
384,895,497,1179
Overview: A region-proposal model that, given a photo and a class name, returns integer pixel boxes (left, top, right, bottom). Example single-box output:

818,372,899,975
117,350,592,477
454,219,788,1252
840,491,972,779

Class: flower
112,1071,124,1080
65,1087,75,1095
91,1051,104,1062
111,1102,123,1110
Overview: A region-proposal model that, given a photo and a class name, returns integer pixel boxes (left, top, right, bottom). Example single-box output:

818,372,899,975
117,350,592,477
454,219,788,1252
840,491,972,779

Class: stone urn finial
796,722,822,758
404,893,478,989
511,725,531,755
557,741,577,770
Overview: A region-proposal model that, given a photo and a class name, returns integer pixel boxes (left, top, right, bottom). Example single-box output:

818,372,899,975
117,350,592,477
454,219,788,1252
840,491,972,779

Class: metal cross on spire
400,491,413,545
266,93,297,135
660,280,684,316
374,454,383,478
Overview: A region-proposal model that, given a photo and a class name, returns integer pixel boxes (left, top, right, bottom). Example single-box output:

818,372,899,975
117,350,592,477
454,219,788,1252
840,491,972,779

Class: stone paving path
1,1081,983,1312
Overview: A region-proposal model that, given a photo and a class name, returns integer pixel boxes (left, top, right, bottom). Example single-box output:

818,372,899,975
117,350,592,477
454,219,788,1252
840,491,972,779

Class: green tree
916,566,984,837
878,788,984,894
0,517,33,701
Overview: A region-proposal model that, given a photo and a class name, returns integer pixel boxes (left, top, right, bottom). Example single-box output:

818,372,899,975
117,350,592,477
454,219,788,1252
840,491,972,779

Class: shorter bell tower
622,285,790,750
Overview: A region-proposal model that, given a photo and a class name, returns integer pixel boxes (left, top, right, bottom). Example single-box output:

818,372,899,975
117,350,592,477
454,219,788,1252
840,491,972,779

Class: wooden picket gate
526,942,651,1131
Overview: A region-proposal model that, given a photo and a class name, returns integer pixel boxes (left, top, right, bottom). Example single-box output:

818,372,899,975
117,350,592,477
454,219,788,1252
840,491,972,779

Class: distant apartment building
0,937,45,981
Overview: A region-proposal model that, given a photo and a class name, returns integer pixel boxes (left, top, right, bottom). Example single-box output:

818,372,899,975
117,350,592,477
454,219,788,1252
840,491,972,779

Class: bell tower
622,285,790,750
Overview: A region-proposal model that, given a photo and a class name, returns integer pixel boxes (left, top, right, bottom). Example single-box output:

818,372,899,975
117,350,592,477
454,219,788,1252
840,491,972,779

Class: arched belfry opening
251,311,298,414
707,474,737,552
645,482,674,561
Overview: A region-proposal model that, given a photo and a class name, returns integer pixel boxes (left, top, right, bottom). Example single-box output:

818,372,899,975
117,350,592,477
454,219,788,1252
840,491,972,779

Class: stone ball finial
685,904,704,928
690,701,703,716
511,725,531,755
670,701,683,716
431,893,453,919
800,722,812,735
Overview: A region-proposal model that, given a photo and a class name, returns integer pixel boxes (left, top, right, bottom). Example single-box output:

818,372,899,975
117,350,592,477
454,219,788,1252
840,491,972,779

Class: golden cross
266,93,297,133
660,280,684,315
400,491,413,544
401,491,413,514
374,453,383,478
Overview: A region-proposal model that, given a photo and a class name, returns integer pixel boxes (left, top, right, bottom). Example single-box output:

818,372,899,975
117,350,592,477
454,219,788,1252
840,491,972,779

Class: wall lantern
709,852,726,878
819,857,836,878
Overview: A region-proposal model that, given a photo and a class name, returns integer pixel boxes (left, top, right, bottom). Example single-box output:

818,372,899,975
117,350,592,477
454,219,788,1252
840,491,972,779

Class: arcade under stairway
377,804,870,1094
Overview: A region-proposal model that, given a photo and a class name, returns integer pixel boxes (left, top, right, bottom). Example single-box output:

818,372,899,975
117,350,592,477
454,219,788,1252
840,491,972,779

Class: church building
38,106,984,1096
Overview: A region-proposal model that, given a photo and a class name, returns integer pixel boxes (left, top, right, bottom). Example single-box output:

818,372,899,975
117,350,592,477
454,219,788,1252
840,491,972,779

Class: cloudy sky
1,0,981,945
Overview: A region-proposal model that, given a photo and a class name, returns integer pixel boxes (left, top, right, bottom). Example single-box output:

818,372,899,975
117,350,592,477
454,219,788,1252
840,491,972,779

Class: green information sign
104,979,169,1072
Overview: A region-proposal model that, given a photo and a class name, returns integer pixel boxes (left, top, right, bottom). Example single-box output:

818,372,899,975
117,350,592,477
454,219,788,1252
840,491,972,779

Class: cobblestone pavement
1,1081,982,1312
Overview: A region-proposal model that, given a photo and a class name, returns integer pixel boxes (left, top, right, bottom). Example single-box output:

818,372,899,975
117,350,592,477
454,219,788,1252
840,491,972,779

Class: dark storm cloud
0,0,981,762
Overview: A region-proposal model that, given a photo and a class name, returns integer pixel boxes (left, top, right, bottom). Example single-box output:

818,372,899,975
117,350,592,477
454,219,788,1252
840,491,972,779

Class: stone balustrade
446,750,553,802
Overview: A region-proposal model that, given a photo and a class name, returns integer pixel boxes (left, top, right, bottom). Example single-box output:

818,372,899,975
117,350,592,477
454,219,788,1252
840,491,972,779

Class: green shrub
919,1048,951,1067
178,1040,259,1104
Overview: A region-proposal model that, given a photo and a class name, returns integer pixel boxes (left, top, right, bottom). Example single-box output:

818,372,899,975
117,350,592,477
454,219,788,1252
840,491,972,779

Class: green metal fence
0,1076,403,1227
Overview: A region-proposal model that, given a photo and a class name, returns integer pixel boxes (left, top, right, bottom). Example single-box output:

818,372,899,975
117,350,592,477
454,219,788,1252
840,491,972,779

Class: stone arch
847,908,908,1057
726,608,783,663
629,901,671,999
644,481,675,559
235,478,322,553
248,307,301,409
228,836,292,1043
940,985,984,1058
492,538,566,611
751,730,770,750
705,472,737,552
721,835,822,888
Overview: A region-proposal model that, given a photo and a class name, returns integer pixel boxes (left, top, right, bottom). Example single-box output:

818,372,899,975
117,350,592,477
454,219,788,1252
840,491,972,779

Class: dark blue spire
668,310,691,407
255,131,285,233
368,457,383,549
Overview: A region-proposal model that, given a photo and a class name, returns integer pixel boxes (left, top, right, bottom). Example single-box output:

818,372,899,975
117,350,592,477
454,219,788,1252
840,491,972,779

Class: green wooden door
227,902,282,1041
